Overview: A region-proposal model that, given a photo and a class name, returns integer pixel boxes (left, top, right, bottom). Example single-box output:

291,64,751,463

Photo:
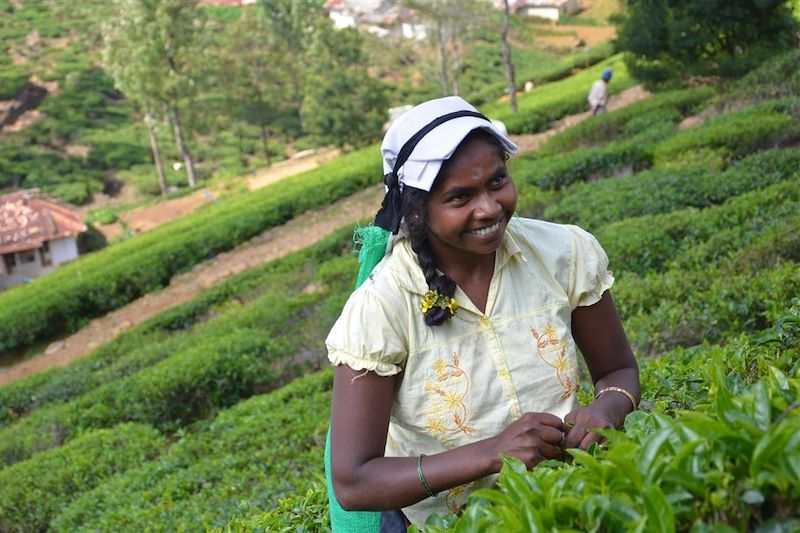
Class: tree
302,27,388,149
617,0,800,87
215,7,292,166
500,0,517,113
402,0,491,97
260,0,327,127
102,0,207,189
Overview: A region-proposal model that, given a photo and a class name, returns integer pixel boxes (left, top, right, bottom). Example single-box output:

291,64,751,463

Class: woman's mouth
467,220,502,237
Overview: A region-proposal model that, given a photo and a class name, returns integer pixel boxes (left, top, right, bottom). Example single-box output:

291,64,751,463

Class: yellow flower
443,391,463,411
432,358,448,376
425,416,446,438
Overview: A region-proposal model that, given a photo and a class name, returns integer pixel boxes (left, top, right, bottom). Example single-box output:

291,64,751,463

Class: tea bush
483,55,636,134
0,423,164,532
545,147,800,229
50,370,333,532
538,85,715,155
0,146,379,355
416,305,800,531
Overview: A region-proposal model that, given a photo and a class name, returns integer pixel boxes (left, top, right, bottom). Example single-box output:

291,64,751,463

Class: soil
0,85,650,386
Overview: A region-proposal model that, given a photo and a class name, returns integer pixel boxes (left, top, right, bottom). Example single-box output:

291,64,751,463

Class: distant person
588,69,612,116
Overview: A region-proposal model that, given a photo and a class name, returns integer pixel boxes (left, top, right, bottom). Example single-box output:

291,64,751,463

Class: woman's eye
490,175,507,187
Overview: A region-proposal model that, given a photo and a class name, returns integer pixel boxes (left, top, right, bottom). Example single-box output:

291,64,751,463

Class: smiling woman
325,96,640,531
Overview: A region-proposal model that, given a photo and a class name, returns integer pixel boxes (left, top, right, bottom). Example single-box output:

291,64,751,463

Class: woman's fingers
579,431,604,450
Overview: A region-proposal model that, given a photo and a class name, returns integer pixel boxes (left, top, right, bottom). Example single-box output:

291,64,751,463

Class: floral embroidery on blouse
445,482,471,514
423,352,474,444
531,325,578,400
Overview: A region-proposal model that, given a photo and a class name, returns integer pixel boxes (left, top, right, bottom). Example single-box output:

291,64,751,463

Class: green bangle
417,454,437,498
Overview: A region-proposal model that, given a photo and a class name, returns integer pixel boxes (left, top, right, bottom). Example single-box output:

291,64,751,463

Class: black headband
374,110,490,234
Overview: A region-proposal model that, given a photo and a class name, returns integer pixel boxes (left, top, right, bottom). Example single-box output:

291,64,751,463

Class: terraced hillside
0,49,798,532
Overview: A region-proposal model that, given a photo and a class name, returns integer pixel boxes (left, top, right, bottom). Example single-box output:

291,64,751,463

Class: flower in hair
420,289,459,317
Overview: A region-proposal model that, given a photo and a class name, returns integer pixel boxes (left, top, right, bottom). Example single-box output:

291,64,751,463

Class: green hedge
0,246,356,467
482,55,637,134
545,147,800,229
623,261,799,356
417,306,800,532
538,85,716,155
0,227,354,427
0,423,164,532
597,180,799,276
652,98,800,166
218,483,330,533
0,146,380,355
51,370,333,532
509,126,666,190
511,98,798,193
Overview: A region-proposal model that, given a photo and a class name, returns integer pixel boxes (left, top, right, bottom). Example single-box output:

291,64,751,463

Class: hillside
1,0,617,211
1,0,800,528
0,43,798,531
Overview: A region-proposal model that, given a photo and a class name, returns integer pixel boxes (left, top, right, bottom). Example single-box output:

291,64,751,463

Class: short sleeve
567,225,614,309
325,287,408,377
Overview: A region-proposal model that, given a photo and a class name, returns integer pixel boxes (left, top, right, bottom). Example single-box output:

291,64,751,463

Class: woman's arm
563,290,640,449
330,365,567,511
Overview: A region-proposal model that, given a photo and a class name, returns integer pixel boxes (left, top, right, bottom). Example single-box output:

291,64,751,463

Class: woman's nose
475,192,501,219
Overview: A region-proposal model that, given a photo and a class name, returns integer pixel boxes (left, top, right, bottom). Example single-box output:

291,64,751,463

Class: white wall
520,7,560,21
49,237,79,266
0,237,80,290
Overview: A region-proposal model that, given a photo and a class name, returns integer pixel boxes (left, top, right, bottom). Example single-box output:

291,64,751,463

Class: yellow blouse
326,217,614,525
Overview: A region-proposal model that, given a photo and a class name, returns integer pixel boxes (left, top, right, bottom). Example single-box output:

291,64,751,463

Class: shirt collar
391,224,524,296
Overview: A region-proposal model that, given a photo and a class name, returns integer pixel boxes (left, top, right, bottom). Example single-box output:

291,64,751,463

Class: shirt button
480,316,490,327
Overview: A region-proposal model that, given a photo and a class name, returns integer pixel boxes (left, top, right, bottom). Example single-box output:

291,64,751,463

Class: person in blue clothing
325,95,639,530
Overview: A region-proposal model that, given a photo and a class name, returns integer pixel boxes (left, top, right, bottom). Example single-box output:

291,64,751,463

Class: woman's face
425,135,517,266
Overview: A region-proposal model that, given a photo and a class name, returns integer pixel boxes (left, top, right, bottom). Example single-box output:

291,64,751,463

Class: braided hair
401,129,510,327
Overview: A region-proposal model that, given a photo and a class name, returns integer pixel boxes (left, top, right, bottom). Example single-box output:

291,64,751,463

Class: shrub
417,307,800,531
218,483,330,533
538,85,716,155
0,423,164,532
597,180,800,276
0,145,380,354
51,370,333,532
652,98,800,166
545,147,800,229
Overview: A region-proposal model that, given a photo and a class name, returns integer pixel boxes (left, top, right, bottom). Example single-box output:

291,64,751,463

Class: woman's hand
562,392,631,450
486,412,568,471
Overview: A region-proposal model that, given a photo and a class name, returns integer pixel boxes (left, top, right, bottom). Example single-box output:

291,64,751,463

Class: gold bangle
417,454,437,498
595,386,638,411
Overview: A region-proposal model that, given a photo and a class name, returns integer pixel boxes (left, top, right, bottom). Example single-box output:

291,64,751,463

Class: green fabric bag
325,225,390,532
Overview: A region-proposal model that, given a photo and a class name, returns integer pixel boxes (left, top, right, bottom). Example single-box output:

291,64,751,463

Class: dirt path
0,85,649,386
94,149,340,241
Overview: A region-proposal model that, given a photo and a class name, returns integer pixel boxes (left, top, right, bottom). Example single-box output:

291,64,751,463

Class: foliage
482,55,636,134
538,85,716,155
302,27,389,148
597,180,799,276
545,147,800,229
50,370,334,532
0,226,353,427
417,305,800,531
0,423,164,532
617,0,800,87
218,483,330,533
0,145,379,355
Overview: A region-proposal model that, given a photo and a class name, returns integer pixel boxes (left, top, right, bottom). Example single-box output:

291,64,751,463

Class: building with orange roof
0,190,87,289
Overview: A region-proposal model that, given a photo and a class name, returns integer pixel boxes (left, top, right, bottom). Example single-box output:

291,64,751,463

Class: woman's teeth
469,221,500,236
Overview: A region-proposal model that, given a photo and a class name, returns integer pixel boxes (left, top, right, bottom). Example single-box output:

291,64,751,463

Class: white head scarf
380,96,518,193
